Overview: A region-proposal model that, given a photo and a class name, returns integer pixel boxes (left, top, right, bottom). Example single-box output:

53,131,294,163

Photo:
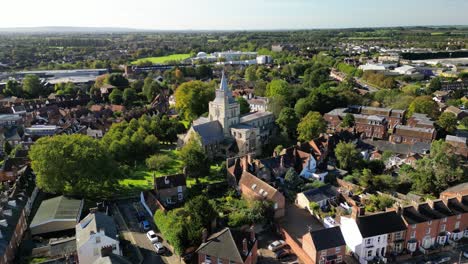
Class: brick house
238,171,285,218
0,194,29,264
389,125,436,144
154,174,187,207
406,113,435,129
302,226,346,264
196,227,258,264
445,135,468,158
440,183,468,200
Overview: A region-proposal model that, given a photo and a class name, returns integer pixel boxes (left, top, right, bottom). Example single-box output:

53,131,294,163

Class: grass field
117,149,225,195
131,53,191,65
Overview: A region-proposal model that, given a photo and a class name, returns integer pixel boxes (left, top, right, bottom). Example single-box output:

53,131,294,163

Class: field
131,53,191,65
116,149,225,196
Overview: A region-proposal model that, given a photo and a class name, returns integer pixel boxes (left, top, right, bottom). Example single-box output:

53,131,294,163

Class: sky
1,0,468,30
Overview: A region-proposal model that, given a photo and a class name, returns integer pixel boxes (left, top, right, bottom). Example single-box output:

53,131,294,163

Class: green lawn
131,53,191,65
116,149,225,195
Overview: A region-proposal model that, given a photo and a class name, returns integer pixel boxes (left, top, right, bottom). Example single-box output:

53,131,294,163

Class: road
354,77,380,93
396,244,468,264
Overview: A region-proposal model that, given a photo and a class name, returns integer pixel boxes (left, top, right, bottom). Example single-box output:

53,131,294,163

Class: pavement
114,199,183,264
394,243,468,264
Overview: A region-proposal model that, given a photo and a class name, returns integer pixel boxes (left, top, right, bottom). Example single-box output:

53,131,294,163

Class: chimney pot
250,225,255,242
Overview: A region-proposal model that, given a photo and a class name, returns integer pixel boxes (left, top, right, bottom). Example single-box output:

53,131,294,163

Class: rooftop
30,196,83,230
356,211,406,238
239,111,274,124
309,226,346,251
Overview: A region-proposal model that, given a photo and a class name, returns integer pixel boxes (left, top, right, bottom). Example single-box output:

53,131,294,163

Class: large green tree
236,97,250,115
179,134,209,180
175,81,215,121
407,96,439,118
22,74,42,98
29,134,119,198
335,141,360,170
276,107,299,138
109,89,123,105
266,79,291,99
297,111,327,141
437,112,458,134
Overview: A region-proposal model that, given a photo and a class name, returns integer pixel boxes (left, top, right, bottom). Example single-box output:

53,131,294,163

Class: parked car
141,220,151,231
154,242,166,254
274,248,291,259
146,230,159,243
464,251,468,258
267,240,286,251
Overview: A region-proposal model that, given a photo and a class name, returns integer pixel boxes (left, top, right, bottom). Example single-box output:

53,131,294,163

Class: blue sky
2,0,468,30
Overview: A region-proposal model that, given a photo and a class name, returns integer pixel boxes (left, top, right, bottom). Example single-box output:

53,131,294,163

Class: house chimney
250,225,255,242
242,238,248,256
241,156,249,172
202,228,208,243
351,206,365,219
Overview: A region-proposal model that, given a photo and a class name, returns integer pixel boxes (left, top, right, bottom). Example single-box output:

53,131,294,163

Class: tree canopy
29,134,120,198
297,111,327,141
175,81,215,121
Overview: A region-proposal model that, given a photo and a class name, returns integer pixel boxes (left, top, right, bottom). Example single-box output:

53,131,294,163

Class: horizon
2,0,468,31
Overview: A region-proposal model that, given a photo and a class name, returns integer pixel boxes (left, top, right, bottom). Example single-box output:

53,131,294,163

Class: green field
131,53,191,65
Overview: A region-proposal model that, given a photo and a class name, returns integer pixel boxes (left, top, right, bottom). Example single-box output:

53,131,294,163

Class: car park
267,240,286,251
146,230,159,243
154,242,166,254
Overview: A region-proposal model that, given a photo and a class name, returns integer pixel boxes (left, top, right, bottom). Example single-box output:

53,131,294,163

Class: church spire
220,71,229,92
215,70,234,103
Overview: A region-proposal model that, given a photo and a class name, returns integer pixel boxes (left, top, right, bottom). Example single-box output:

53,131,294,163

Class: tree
146,154,171,171
130,79,144,92
4,80,21,97
461,116,468,128
407,96,439,118
437,112,458,134
340,113,355,128
303,67,330,88
3,141,12,155
266,79,290,99
236,97,250,115
297,111,327,141
284,168,303,191
29,134,119,198
142,77,161,102
428,77,442,93
109,89,123,104
276,107,299,138
22,74,42,98
106,73,129,88
335,141,360,170
245,65,257,81
122,88,137,105
175,81,215,121
179,134,209,180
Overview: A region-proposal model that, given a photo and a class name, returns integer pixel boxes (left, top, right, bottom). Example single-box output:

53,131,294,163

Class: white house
76,212,121,264
340,208,406,264
394,65,416,75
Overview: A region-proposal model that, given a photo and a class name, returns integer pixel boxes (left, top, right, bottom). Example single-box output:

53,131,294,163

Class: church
178,72,275,158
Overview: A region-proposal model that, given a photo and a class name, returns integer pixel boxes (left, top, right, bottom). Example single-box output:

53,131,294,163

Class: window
274,203,278,209
443,217,447,223
455,221,460,229
366,238,372,245
335,246,341,253
367,250,373,258
457,214,461,220
377,236,381,243
112,244,117,250
428,220,432,225
411,231,416,239
96,236,101,243
412,224,416,229
93,247,99,256
337,255,342,263
440,224,446,232
217,258,223,264
321,250,327,257
178,193,183,201
395,231,403,240
177,186,183,193
426,228,431,235
205,255,211,264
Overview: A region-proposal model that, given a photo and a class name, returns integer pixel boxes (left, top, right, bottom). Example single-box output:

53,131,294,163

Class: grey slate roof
76,212,118,249
196,228,255,263
192,120,224,145
31,196,83,229
356,211,406,238
309,226,346,251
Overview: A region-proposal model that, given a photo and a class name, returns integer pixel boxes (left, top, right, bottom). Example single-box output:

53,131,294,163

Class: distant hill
0,26,144,33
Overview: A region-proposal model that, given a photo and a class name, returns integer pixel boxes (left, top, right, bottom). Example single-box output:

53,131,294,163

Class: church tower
209,71,240,136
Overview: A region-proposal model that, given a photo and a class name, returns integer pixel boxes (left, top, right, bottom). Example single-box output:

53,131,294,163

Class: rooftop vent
251,184,257,190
